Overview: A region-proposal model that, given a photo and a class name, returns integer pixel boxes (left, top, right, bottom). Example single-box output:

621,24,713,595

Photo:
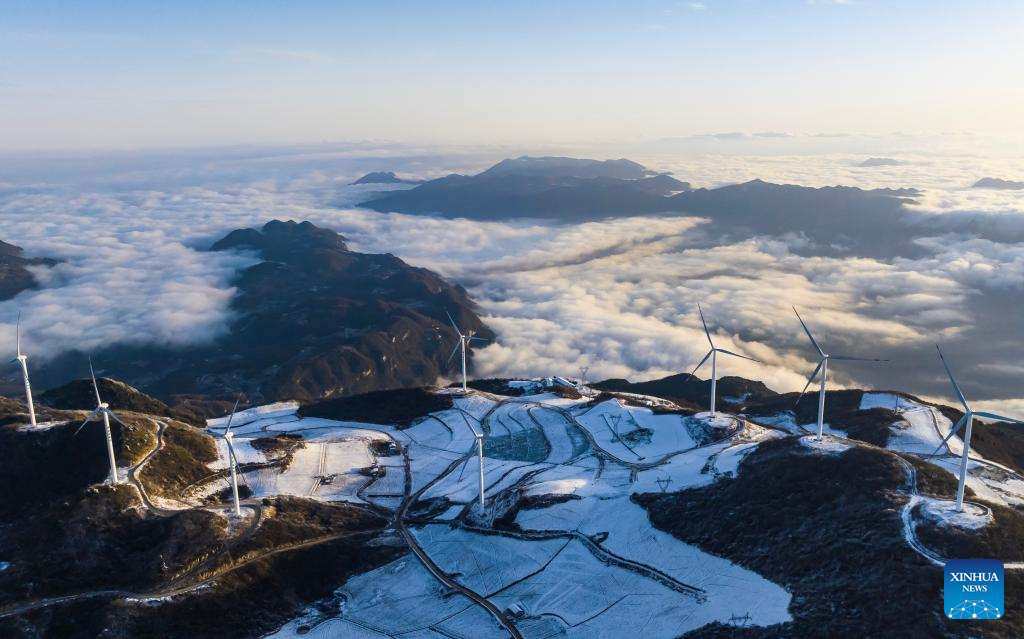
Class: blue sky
1,1,1021,150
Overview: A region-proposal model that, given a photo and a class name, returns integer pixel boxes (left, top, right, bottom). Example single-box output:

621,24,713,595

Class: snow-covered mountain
2,376,1022,638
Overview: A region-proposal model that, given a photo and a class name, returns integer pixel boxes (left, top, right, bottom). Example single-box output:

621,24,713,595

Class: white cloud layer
1,142,1023,416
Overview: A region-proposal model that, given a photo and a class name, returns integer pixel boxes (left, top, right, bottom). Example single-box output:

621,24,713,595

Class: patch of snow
525,478,588,497
859,392,914,412
17,420,66,431
266,556,503,638
799,435,851,455
206,401,299,430
243,435,380,503
918,497,993,530
207,437,267,471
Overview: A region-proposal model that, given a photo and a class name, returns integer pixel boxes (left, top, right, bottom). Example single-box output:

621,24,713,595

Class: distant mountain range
357,156,920,258
973,177,1024,190
359,156,692,221
19,220,492,407
0,240,56,301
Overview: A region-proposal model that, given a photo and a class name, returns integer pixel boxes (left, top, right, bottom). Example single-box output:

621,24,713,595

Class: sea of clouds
1,138,1022,415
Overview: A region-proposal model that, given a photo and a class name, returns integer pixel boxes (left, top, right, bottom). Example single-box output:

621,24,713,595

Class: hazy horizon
2,1,1023,152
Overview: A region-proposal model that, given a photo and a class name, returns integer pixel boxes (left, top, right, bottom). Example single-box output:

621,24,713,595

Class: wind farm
3,298,1024,639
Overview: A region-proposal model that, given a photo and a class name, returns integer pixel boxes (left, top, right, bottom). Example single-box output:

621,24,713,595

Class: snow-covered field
213,386,796,638
222,384,1024,638
860,392,1024,508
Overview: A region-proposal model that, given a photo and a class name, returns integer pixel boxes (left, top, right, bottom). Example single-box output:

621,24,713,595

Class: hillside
25,220,493,404
4,376,1024,638
0,239,57,301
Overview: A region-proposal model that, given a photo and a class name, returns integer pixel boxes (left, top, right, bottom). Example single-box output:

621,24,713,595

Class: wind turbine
475,431,485,508
685,305,759,417
12,313,37,427
931,345,1024,511
793,307,887,441
75,359,126,484
446,311,487,393
220,396,243,516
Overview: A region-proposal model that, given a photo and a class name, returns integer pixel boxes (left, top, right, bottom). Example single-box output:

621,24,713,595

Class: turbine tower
446,311,487,393
12,313,37,427
221,396,243,516
931,345,1024,511
686,305,758,417
475,431,485,508
793,307,887,441
75,359,126,484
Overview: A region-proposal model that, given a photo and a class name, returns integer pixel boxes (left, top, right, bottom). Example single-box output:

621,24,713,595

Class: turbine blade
447,340,461,364
75,409,100,435
716,348,759,363
974,411,1024,425
935,344,970,411
793,307,825,357
684,350,713,384
467,336,489,342
89,357,102,406
930,414,968,456
104,409,129,429
829,355,888,362
445,310,462,336
16,311,21,358
698,304,714,348
795,359,825,405
225,395,241,431
225,437,239,465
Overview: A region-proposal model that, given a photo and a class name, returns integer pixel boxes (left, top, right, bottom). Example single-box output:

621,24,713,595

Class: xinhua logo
944,559,1004,619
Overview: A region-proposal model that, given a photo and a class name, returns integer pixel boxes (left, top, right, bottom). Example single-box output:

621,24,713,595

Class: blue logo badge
944,559,1004,619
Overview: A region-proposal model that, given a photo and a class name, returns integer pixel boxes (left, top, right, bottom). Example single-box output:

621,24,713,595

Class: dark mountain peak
38,375,201,423
352,171,421,185
973,177,1024,190
0,238,58,301
478,156,653,180
212,219,351,271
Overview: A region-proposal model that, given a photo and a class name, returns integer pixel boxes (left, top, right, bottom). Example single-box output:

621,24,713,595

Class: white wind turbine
793,307,887,441
446,311,487,393
75,359,126,484
474,430,486,508
931,345,1024,511
220,396,243,516
685,305,759,417
12,313,37,427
